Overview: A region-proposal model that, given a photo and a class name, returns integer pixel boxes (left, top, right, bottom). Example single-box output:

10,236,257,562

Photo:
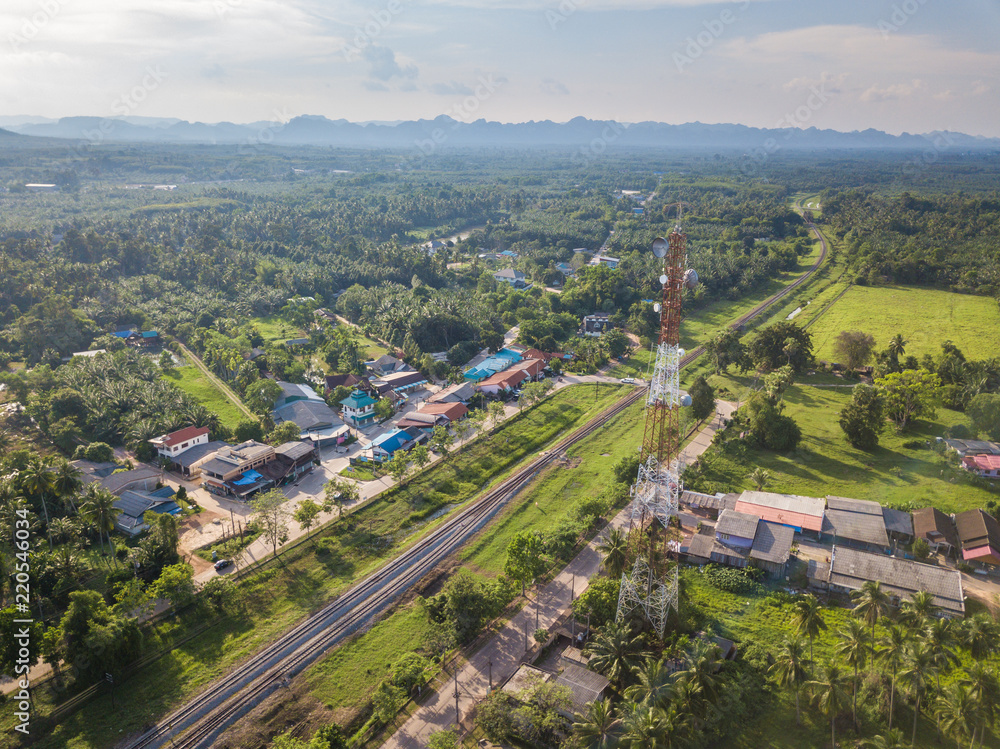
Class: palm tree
620,704,663,748
836,618,872,730
808,663,851,748
81,485,120,561
585,623,650,689
598,528,629,579
934,682,976,749
901,591,937,629
748,466,770,491
961,613,1000,660
770,636,811,725
20,460,55,549
852,580,891,662
900,641,937,747
793,594,827,661
624,656,673,708
862,728,906,748
924,618,959,697
878,624,910,731
887,334,907,370
52,459,82,513
573,698,622,749
961,663,998,748
48,517,78,545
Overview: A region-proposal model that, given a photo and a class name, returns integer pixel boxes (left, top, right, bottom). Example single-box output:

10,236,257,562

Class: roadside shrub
316,537,337,555
702,564,765,595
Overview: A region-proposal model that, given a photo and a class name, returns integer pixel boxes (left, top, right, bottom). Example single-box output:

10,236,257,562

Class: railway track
126,220,828,749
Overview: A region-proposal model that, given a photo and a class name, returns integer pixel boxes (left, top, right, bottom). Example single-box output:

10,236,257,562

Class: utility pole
488,658,493,692
453,668,459,725
523,617,528,652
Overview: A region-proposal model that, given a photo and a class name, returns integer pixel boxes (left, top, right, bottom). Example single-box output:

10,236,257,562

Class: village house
587,254,620,269
734,490,825,536
912,506,960,557
477,368,529,396
172,440,231,479
397,401,468,431
201,440,276,498
493,268,527,288
428,381,477,404
113,486,182,537
464,348,523,382
339,389,378,427
581,313,613,337
258,441,318,486
684,508,794,579
955,508,1000,566
367,354,413,377
364,427,426,462
818,545,965,618
506,357,547,382
820,496,890,552
962,454,1000,478
324,373,362,395
149,425,211,461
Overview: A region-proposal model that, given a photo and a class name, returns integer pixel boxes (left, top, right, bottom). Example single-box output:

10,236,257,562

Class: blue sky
2,0,999,135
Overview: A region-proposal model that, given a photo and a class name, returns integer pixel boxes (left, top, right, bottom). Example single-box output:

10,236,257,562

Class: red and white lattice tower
616,225,696,638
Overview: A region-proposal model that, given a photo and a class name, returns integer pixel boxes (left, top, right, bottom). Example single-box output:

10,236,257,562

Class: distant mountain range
2,114,998,151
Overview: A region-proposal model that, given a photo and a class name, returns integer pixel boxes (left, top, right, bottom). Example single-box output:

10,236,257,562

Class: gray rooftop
882,507,914,536
716,509,760,540
554,663,610,713
173,441,229,467
828,546,965,616
822,503,890,548
275,441,315,461
826,495,883,515
273,399,342,431
750,521,795,564
738,490,826,518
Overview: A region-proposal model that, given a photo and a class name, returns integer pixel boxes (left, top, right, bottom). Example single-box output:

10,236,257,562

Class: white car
620,377,636,384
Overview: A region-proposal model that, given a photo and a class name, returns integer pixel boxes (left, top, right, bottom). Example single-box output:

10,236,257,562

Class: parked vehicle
620,377,636,384
214,559,232,572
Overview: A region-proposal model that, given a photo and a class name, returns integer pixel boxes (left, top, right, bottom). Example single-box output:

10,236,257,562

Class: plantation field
808,285,1000,362
696,373,994,513
163,365,245,430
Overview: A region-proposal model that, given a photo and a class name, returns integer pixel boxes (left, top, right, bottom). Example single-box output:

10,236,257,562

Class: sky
2,0,1000,136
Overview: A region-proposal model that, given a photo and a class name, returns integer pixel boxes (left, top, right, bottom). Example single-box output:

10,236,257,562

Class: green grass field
164,365,245,430
696,372,993,513
251,313,307,344
807,285,1000,362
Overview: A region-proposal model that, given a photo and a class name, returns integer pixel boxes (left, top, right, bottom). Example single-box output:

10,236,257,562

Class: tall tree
770,636,811,725
598,528,629,579
934,682,976,749
585,622,650,689
688,375,715,421
878,624,909,732
572,697,622,749
834,330,877,371
852,580,891,661
250,489,290,557
294,499,321,539
504,531,545,596
704,327,745,374
835,619,872,730
874,369,943,431
839,383,887,450
900,641,938,747
807,663,851,749
793,594,827,661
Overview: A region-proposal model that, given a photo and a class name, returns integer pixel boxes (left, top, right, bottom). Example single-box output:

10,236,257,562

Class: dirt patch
213,680,332,749
561,456,582,469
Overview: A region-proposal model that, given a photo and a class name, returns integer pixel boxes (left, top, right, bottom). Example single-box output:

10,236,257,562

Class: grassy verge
341,465,378,481
163,365,245,430
13,385,626,749
805,284,1000,362
693,372,994,513
251,313,307,344
193,526,263,562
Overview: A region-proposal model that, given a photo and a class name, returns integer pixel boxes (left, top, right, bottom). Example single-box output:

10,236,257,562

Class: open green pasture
807,285,1000,362
163,365,245,430
697,373,993,513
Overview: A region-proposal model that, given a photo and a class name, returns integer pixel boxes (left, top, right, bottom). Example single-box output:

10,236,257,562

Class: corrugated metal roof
828,546,965,616
826,495,883,515
716,509,759,540
554,663,609,712
882,507,914,536
822,508,890,547
751,521,795,564
912,507,959,548
955,509,1000,554
739,491,826,517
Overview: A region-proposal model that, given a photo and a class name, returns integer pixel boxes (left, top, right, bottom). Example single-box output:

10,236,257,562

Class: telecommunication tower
616,224,698,638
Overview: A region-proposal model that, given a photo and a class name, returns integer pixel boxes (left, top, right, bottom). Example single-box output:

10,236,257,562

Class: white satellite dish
659,274,668,285
684,268,700,290
651,237,668,258
681,394,692,407
653,303,661,313
677,348,686,357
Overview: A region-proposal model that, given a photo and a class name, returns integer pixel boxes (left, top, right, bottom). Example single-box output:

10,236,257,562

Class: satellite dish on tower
651,237,668,258
659,274,668,285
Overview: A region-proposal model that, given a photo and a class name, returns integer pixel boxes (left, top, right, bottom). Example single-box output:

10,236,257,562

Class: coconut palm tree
961,662,998,748
961,613,1000,660
48,517,78,545
887,335,907,370
620,704,689,749
901,591,937,628
793,594,827,661
19,460,55,549
878,624,910,731
572,699,622,749
924,618,960,697
862,728,906,748
808,663,851,748
852,580,891,662
624,656,673,708
934,682,976,749
771,636,811,725
748,466,770,491
598,528,629,579
836,618,872,730
51,459,82,514
900,641,938,747
585,623,650,689
81,485,120,561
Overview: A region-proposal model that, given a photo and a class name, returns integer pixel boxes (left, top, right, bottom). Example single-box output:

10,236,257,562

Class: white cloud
860,79,923,103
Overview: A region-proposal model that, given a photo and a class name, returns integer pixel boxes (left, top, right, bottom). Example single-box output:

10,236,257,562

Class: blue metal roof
112,330,137,338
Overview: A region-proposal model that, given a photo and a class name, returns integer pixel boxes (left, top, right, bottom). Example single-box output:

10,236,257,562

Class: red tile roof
478,369,529,389
161,426,209,447
508,358,545,377
964,454,1000,471
418,402,469,421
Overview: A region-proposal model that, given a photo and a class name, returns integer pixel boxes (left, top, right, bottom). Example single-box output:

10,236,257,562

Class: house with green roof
340,389,378,426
